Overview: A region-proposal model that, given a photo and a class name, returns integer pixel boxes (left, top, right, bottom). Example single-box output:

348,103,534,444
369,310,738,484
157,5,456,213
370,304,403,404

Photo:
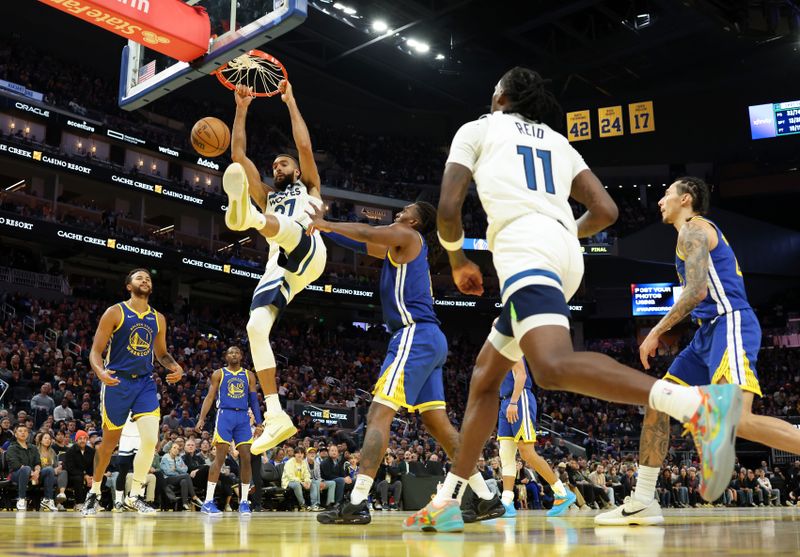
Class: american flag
138,60,156,84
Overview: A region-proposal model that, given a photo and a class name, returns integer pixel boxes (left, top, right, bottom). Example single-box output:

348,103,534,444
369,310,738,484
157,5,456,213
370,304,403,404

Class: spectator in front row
321,444,350,504
307,446,334,510
160,442,202,511
36,431,68,508
7,424,57,511
374,452,402,510
64,430,94,509
282,446,311,510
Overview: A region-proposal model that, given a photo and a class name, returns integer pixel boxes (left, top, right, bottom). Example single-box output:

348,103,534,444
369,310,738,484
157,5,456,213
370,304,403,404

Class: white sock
205,482,217,503
433,473,468,505
265,394,282,416
115,490,124,504
240,484,249,504
469,473,493,500
350,475,373,505
501,490,514,506
648,380,702,422
634,465,660,505
90,482,101,495
130,479,145,499
552,479,567,498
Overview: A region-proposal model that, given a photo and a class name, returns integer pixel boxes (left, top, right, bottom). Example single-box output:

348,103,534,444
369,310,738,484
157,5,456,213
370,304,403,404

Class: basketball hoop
213,50,288,97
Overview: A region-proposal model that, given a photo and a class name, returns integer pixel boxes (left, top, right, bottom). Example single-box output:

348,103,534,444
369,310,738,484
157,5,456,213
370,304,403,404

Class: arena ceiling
7,0,798,115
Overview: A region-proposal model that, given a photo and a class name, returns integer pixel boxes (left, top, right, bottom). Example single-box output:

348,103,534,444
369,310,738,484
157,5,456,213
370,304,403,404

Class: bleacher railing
0,266,71,295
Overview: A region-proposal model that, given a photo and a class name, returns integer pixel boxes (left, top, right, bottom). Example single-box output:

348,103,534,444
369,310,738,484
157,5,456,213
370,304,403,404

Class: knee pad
247,306,277,370
500,439,518,478
135,415,159,452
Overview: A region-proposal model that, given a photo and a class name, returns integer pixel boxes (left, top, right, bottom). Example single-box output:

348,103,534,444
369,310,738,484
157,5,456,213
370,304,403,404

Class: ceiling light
343,6,356,15
372,20,388,32
333,2,343,9
435,53,445,60
406,38,418,48
413,42,430,53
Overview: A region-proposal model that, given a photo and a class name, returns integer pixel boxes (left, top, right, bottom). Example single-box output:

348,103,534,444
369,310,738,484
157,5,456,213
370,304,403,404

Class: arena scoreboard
749,100,800,139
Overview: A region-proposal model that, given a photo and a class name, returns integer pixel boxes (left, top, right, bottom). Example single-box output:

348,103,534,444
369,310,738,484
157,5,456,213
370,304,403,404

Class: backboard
118,0,306,111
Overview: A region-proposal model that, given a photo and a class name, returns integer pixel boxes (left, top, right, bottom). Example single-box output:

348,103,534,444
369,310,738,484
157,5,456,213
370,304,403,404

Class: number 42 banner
566,110,591,142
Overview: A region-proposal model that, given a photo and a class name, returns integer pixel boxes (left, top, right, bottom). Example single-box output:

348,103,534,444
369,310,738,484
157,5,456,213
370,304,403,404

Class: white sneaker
223,163,266,231
16,499,27,511
40,498,58,512
594,496,664,526
251,411,297,455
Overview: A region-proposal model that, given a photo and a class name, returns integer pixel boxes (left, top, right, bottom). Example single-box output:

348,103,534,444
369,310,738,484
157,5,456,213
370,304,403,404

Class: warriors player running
224,81,327,454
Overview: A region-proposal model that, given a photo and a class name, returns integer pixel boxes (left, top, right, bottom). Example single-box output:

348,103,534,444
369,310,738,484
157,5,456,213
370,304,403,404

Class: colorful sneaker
251,411,298,455
239,501,252,516
317,500,371,525
201,501,222,515
502,501,517,518
81,492,99,516
547,490,577,517
124,495,157,514
222,163,266,231
682,384,743,502
403,500,464,533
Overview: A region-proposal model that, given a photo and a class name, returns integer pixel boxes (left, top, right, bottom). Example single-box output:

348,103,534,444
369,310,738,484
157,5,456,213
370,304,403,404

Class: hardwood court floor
2,507,800,556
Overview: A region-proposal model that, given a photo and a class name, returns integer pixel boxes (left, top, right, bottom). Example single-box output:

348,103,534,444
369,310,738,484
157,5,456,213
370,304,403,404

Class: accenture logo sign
66,120,96,133
196,157,220,170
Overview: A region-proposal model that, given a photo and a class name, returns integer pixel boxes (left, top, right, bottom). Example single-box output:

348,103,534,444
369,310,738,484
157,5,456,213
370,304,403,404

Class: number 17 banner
628,101,655,134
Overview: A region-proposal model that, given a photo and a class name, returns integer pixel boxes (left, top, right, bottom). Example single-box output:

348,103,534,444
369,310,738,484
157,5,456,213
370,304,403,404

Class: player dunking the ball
595,177,800,525
83,268,183,515
224,80,327,454
196,346,261,516
307,202,504,525
406,67,743,532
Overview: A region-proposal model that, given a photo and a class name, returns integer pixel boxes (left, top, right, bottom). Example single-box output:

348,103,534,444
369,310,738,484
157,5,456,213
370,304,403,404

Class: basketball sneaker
40,498,57,512
113,501,125,513
251,411,297,455
222,163,266,231
462,493,506,523
594,496,664,526
81,492,99,516
547,490,577,517
16,498,26,511
683,384,742,502
124,495,157,514
317,500,371,525
403,500,464,533
201,501,222,515
239,501,252,516
502,501,517,518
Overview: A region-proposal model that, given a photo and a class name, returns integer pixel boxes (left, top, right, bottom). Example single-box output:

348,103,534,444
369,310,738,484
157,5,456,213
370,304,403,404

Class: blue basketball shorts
664,308,762,396
372,322,448,412
101,375,159,431
213,408,253,447
498,389,538,443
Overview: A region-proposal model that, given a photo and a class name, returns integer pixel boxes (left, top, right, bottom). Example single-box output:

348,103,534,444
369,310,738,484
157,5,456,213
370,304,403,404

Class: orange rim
213,49,288,98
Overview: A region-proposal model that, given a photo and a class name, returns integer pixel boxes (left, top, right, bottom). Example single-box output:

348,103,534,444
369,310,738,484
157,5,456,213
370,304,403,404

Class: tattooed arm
639,220,711,369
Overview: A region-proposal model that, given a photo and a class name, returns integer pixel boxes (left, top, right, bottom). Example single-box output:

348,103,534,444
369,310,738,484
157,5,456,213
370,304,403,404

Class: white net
214,50,286,97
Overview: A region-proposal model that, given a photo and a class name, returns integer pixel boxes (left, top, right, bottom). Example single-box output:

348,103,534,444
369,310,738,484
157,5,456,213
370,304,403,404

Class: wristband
509,401,518,406
437,230,465,251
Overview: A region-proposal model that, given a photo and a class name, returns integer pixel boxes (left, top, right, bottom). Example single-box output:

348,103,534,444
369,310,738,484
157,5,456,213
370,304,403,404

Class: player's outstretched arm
639,220,711,368
248,371,263,425
89,305,123,386
154,312,183,383
279,80,321,200
196,369,222,432
438,162,483,296
570,170,619,238
231,85,272,210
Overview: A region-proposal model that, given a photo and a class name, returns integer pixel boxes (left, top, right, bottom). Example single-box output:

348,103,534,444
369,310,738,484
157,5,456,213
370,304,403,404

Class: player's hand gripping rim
234,84,255,109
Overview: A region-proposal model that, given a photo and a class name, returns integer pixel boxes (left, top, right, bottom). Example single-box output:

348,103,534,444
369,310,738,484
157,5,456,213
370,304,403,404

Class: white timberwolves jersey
446,112,588,247
266,180,319,229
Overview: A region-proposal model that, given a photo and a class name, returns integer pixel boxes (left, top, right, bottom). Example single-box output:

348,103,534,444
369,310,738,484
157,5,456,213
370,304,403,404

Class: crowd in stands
1,287,799,513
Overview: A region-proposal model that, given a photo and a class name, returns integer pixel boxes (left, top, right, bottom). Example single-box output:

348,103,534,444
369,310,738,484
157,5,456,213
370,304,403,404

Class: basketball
190,117,230,158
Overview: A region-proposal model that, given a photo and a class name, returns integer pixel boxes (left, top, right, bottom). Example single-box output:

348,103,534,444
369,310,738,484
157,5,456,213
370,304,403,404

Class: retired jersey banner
566,110,591,142
38,0,211,61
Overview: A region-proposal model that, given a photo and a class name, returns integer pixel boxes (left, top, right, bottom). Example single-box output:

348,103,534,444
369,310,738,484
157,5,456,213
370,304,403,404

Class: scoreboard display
749,100,800,139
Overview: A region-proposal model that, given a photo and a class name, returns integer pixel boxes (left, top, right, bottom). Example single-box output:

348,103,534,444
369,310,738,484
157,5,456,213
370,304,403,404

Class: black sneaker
463,493,506,523
81,492,100,516
317,500,371,525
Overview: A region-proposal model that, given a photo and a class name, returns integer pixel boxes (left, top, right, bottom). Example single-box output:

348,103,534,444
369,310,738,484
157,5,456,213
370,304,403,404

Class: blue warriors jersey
676,217,750,321
379,233,440,333
500,358,533,398
106,302,158,378
217,367,250,411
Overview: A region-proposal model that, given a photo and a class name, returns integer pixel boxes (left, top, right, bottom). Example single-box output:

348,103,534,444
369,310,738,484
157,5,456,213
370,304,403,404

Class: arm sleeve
249,392,263,425
321,231,368,254
445,119,487,173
